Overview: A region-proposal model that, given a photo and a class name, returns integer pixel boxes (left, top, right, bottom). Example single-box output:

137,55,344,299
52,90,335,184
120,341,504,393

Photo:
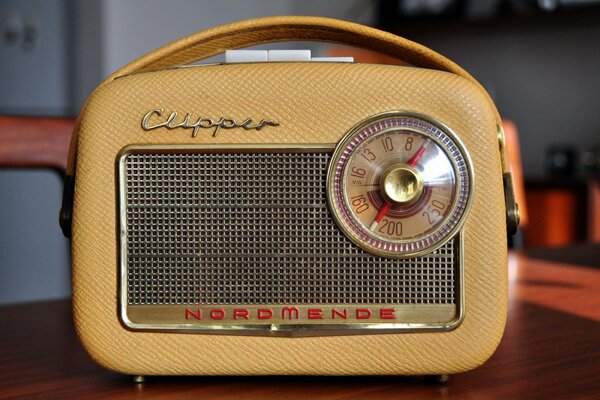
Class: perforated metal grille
122,151,458,306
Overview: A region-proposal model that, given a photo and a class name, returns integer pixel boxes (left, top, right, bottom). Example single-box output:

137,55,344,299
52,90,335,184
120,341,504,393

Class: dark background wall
394,12,600,178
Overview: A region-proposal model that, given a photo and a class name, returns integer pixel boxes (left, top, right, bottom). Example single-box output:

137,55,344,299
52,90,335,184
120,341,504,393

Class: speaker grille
122,151,458,306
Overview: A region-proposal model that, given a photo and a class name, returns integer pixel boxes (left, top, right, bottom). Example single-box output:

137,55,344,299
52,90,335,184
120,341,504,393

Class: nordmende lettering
184,306,397,321
141,108,280,137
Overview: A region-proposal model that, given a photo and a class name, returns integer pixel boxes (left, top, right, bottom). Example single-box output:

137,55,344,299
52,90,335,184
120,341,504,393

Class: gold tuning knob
380,164,424,205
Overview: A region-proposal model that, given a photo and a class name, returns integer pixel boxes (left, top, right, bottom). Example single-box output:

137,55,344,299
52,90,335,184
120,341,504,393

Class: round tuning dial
327,112,474,258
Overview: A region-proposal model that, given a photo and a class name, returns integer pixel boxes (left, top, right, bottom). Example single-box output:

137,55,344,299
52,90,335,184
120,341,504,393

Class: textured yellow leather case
68,16,508,376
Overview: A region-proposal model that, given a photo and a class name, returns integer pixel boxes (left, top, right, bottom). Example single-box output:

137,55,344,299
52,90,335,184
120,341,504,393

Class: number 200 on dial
327,113,474,258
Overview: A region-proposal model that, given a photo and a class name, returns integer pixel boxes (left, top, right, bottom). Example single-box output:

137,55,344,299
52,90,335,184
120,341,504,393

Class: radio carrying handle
60,16,517,237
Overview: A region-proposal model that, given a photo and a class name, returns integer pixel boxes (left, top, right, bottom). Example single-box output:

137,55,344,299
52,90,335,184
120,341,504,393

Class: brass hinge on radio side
59,175,74,238
498,125,520,236
503,172,520,235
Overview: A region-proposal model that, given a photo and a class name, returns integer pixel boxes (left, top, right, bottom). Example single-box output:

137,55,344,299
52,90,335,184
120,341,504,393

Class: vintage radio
60,16,518,380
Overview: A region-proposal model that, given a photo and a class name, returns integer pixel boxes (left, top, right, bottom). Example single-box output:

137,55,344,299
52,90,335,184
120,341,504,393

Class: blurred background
1,0,599,304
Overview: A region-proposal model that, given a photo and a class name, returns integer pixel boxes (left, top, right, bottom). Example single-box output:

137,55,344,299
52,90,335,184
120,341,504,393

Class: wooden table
1,253,599,399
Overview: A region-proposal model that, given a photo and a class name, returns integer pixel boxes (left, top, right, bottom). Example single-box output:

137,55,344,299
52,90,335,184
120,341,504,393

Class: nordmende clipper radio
60,16,519,381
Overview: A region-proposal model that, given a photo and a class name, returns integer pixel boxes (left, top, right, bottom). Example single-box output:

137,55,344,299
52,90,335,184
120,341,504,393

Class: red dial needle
370,201,392,231
407,138,431,167
370,139,431,231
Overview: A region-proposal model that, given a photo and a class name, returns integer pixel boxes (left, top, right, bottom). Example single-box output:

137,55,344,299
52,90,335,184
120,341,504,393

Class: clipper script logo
141,108,280,137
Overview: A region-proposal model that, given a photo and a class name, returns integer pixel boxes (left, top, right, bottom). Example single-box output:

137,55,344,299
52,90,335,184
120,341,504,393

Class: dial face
327,114,473,258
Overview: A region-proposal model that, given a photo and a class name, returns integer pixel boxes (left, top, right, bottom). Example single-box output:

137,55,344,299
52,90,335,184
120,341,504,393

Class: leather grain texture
66,16,502,176
72,62,507,376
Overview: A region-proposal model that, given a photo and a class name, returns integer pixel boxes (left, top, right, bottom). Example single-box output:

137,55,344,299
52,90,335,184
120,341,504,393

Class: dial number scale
327,114,473,258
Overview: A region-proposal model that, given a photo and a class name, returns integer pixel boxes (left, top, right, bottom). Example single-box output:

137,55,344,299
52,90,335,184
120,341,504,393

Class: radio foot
425,374,449,384
132,375,146,384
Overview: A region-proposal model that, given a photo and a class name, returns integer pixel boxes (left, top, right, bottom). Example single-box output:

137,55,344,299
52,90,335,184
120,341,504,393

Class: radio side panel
71,63,507,375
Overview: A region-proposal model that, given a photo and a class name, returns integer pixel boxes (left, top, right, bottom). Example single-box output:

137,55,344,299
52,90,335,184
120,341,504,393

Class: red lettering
356,309,372,319
332,308,348,319
258,309,273,319
185,308,202,320
233,309,249,320
282,306,300,319
307,308,323,319
209,309,225,320
380,308,396,319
